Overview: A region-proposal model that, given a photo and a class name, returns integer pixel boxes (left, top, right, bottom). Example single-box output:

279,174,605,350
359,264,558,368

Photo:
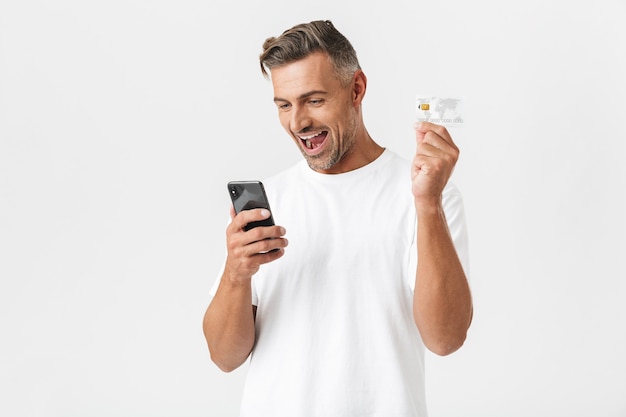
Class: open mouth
298,131,328,151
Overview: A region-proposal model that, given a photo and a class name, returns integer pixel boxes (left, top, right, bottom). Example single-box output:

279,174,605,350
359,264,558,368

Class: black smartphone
227,181,275,231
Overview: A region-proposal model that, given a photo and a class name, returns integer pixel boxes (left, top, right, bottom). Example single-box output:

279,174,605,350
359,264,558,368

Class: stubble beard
303,111,358,172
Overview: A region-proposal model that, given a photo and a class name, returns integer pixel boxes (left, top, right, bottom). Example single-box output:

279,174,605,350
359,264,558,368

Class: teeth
300,132,322,140
305,139,312,149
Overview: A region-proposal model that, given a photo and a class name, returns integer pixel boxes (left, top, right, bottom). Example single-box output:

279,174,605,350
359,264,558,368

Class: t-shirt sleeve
208,216,231,298
209,215,260,306
208,262,224,298
208,261,260,306
441,181,470,278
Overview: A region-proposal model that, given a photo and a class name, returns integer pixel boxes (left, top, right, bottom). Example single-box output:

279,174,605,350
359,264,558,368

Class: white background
1,1,625,416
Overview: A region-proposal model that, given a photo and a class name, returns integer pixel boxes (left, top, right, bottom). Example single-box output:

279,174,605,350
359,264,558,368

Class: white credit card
415,96,464,128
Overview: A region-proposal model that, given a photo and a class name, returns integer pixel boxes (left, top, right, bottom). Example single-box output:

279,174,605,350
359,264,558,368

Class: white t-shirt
210,149,470,417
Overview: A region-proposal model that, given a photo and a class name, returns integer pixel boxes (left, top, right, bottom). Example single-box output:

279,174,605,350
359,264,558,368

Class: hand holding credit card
416,96,464,128
412,95,462,204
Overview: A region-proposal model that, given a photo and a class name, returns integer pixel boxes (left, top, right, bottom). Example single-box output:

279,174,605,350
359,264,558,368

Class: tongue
308,132,326,148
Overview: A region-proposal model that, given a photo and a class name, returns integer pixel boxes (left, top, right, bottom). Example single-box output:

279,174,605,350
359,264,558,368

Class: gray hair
259,20,361,86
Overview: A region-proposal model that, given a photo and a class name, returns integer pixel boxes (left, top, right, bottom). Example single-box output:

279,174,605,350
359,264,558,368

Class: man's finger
231,208,272,231
414,121,454,146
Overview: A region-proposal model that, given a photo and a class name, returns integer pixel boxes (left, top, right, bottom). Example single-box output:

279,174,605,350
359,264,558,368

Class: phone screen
228,181,275,231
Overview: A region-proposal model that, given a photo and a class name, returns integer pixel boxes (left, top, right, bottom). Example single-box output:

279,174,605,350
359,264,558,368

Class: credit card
416,96,464,128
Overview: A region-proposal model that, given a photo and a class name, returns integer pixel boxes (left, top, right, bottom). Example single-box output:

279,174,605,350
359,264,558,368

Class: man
203,20,472,416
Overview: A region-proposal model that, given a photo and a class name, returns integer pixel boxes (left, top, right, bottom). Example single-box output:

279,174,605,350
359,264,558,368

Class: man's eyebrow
273,90,328,103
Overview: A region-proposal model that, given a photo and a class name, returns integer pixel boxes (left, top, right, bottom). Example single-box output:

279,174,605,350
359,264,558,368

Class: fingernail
261,209,270,217
414,122,422,130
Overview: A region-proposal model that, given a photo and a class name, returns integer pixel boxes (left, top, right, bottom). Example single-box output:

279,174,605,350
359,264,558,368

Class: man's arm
411,122,473,356
203,278,257,372
202,207,288,371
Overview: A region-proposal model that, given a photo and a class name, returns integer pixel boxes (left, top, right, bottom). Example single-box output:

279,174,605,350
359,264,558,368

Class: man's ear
352,70,367,105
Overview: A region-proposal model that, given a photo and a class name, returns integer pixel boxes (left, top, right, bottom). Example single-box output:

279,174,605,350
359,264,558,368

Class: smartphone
227,181,275,231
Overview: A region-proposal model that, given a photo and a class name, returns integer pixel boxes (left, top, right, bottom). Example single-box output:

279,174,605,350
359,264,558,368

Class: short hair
259,20,361,86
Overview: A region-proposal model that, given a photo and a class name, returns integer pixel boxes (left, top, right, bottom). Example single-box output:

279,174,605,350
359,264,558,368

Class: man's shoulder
385,149,411,170
259,160,307,197
263,160,305,183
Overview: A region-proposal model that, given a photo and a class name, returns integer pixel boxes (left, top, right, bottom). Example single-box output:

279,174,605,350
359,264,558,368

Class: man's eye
277,103,291,110
309,99,323,105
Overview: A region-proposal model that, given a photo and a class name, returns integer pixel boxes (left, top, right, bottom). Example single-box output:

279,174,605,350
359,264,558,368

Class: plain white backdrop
1,0,625,416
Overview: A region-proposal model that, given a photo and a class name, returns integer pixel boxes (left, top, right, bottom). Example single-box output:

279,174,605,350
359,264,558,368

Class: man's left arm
411,122,473,356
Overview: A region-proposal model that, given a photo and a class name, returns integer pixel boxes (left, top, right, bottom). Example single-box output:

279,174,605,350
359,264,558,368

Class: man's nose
290,106,312,133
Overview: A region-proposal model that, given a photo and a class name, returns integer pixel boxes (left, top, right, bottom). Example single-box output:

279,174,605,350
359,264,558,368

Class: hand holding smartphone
227,181,275,231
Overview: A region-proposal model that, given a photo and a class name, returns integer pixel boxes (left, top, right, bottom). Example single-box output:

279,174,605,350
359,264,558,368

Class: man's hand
224,206,288,283
203,207,287,372
411,121,471,356
411,122,459,209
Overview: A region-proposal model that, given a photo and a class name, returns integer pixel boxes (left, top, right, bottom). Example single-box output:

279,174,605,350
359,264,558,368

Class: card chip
418,103,430,110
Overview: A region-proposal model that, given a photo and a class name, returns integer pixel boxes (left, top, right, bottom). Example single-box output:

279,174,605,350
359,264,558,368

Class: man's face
271,51,360,174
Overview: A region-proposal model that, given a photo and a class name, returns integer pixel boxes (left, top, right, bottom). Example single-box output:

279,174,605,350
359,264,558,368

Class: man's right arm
202,207,287,372
202,276,257,372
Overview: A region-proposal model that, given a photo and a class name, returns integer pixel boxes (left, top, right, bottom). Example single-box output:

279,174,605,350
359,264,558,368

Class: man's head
260,20,361,87
260,21,376,174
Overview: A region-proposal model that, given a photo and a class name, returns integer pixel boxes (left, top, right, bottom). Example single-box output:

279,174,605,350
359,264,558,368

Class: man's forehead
270,52,338,98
